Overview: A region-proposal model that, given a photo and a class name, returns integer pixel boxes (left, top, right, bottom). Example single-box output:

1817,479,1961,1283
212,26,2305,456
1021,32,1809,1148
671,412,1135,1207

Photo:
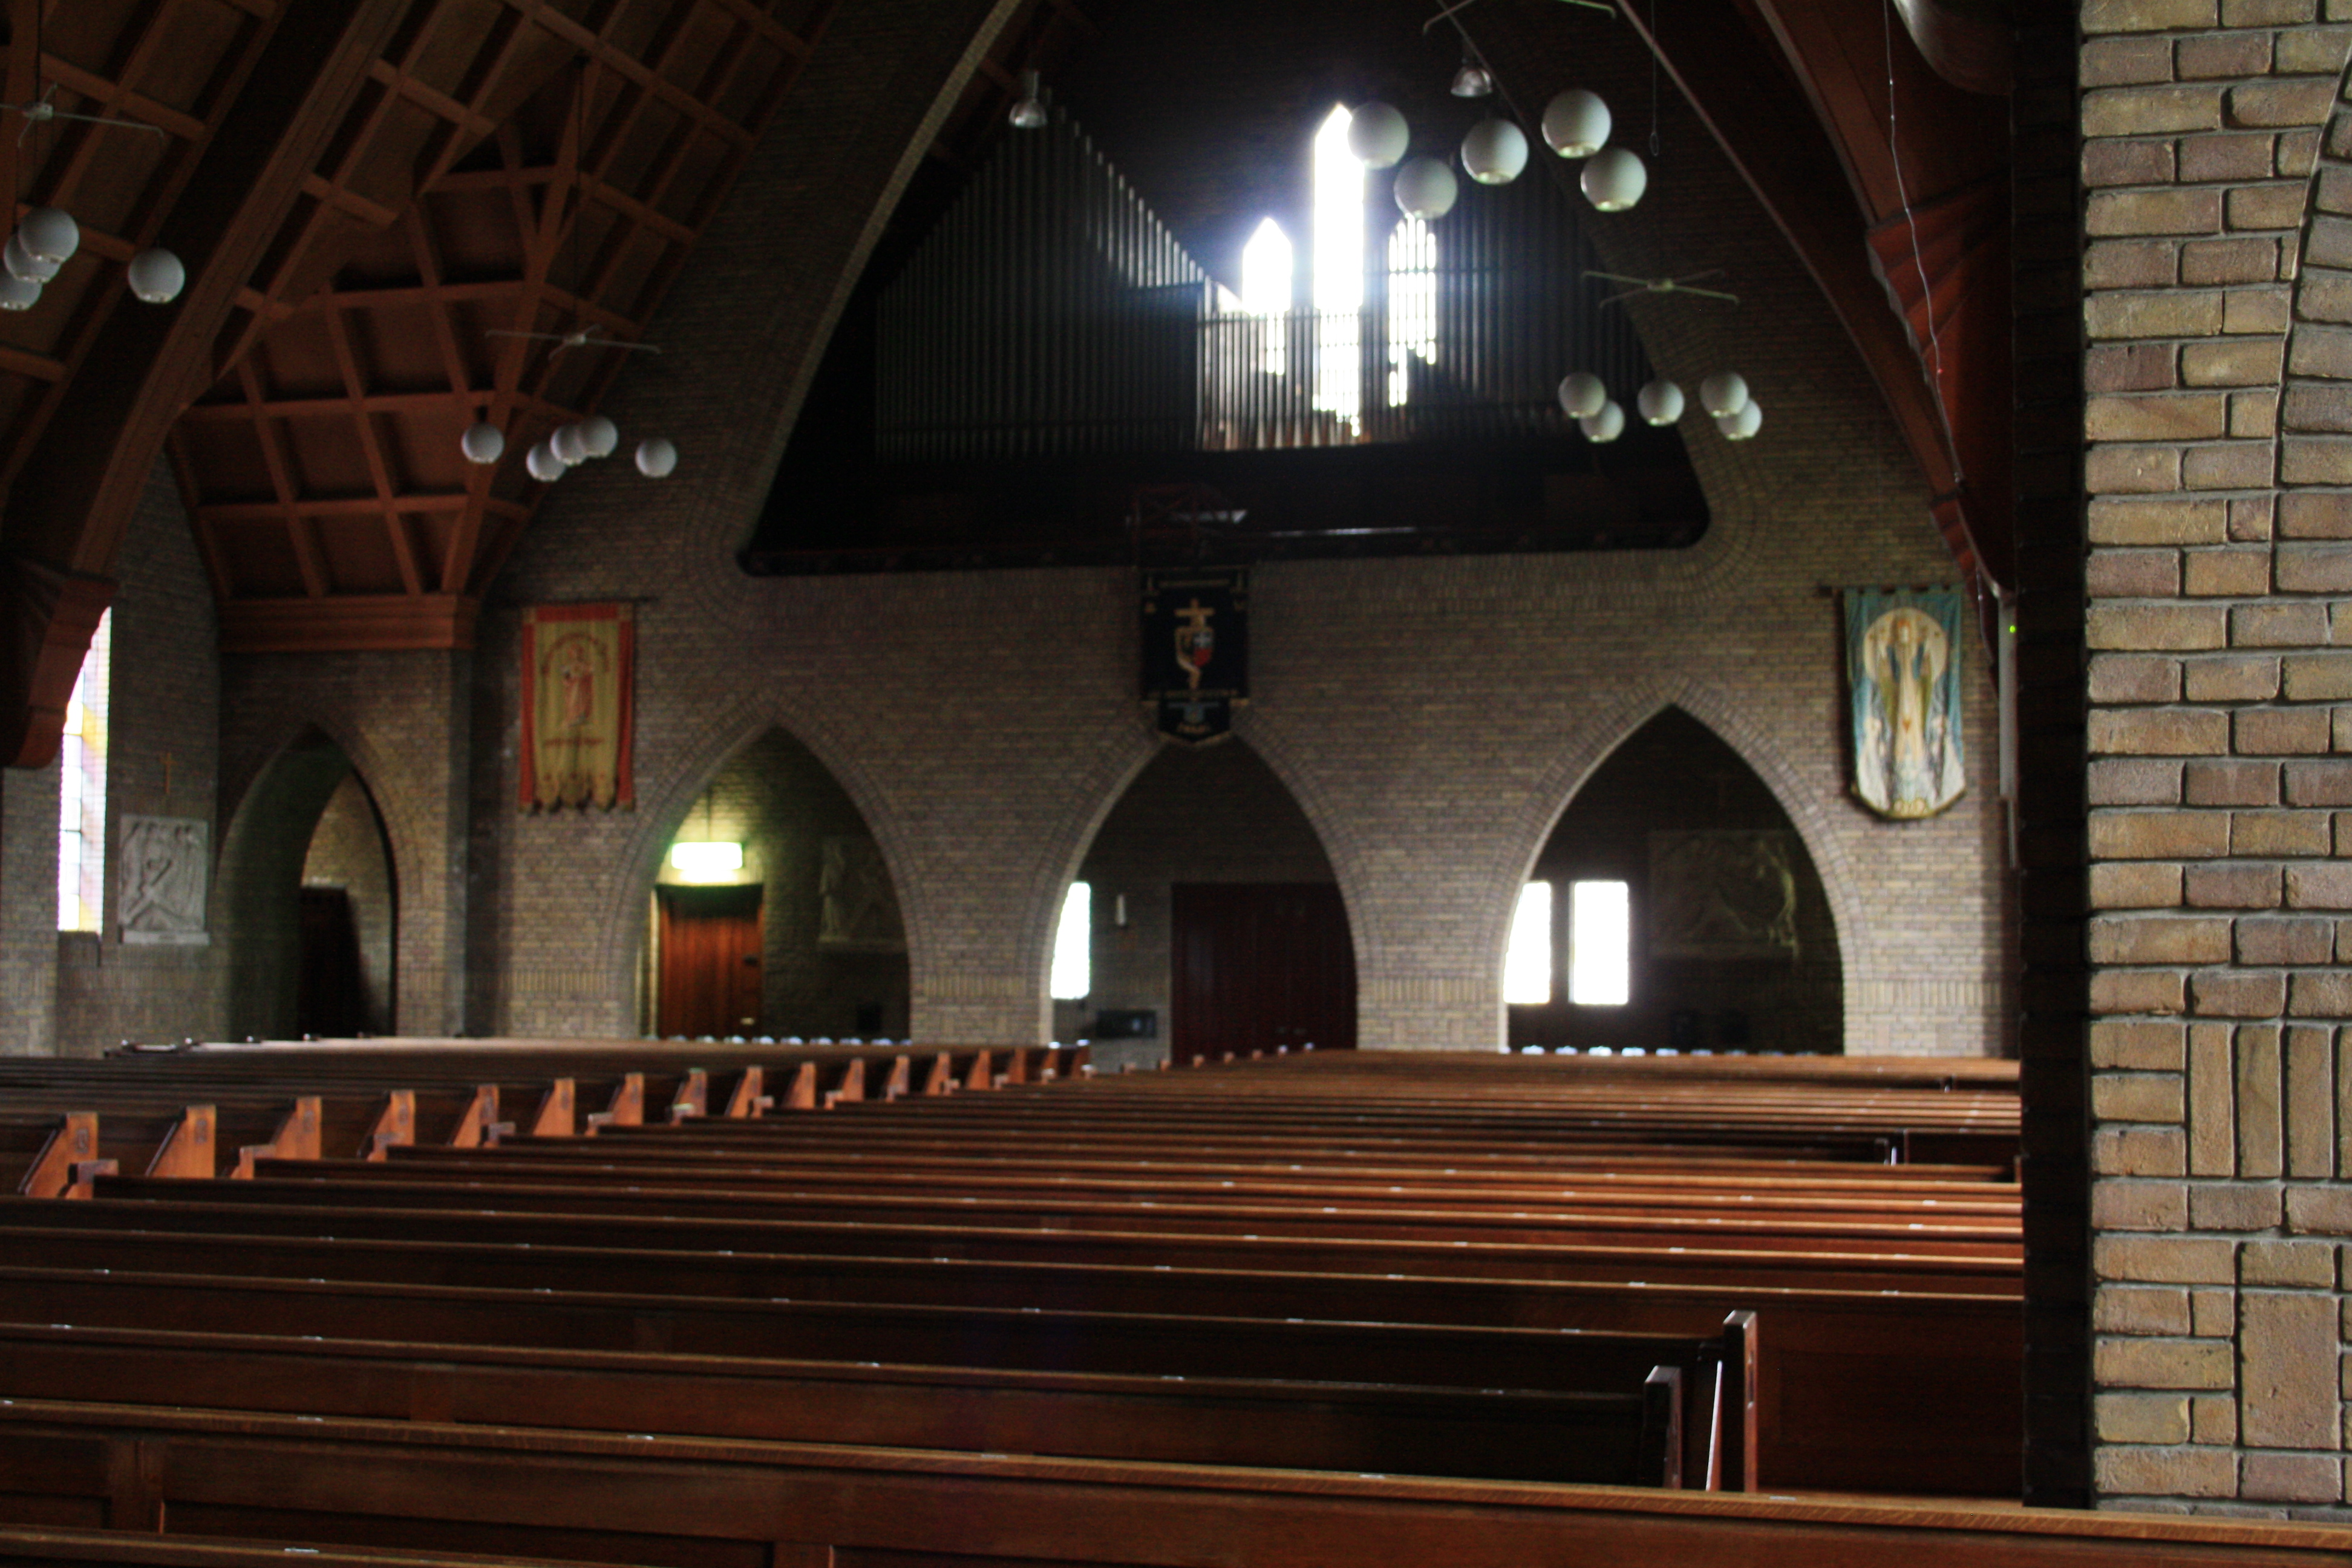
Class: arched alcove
1509,707,1841,1054
646,727,908,1040
296,773,396,1036
217,729,397,1041
1073,738,1353,1065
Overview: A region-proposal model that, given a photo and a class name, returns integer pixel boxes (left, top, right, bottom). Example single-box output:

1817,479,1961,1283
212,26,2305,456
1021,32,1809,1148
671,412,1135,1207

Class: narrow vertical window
1385,217,1436,407
1503,880,1552,1004
1240,217,1292,377
1311,105,1362,426
1050,881,1091,1000
1569,879,1630,1005
57,609,111,933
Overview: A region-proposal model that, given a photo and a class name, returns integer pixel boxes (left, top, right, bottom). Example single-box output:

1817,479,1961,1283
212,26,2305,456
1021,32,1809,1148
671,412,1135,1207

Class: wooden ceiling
0,0,2008,767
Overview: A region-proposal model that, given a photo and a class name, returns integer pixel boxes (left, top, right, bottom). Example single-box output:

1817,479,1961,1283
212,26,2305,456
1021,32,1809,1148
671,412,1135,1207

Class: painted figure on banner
520,604,636,810
1140,568,1248,744
1843,588,1965,820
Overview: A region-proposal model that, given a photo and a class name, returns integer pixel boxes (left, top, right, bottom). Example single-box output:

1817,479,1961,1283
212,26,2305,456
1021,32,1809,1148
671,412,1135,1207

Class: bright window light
1050,881,1091,999
1504,881,1552,1004
56,608,109,933
1312,105,1362,426
1385,217,1436,407
1240,217,1292,376
1569,880,1630,1006
668,841,743,880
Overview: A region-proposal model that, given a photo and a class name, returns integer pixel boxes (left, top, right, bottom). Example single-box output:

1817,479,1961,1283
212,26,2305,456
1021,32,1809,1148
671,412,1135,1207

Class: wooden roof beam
0,0,411,766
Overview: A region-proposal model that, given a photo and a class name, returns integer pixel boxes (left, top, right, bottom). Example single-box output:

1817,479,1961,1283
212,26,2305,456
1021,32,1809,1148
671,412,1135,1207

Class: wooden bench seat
0,1319,1693,1488
0,1397,2336,1568
0,1216,2005,1493
0,1526,622,1568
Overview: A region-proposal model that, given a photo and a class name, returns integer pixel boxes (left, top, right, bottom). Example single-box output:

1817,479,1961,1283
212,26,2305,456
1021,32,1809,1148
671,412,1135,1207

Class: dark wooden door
656,884,764,1037
1170,883,1355,1063
296,887,365,1038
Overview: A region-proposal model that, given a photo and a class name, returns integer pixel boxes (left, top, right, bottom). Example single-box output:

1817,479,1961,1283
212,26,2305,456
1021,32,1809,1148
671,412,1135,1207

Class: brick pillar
2019,4,2093,1507
2080,1,2352,1516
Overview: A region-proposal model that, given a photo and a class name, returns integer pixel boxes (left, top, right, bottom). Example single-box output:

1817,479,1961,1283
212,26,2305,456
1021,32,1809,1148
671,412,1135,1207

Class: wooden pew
0,1319,1691,1488
0,1527,621,1568
0,1399,2337,1568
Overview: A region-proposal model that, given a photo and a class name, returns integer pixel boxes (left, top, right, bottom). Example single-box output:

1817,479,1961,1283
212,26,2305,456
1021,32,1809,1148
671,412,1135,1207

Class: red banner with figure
520,603,635,810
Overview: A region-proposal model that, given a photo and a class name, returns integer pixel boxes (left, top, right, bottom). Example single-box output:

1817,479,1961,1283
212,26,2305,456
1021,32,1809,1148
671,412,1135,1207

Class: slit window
1569,879,1630,1006
1503,881,1552,1005
1050,881,1092,1000
57,609,111,933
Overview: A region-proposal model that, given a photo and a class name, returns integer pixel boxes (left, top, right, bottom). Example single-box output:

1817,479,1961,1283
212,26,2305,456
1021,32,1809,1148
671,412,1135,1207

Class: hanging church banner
520,603,636,811
1141,567,1248,745
1843,587,1966,820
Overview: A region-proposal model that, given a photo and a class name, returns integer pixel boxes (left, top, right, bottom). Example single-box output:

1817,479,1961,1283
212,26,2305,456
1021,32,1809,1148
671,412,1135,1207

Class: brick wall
2081,0,2352,1515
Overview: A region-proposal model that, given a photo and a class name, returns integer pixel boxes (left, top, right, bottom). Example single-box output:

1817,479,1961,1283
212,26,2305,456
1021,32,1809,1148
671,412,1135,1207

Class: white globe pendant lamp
1716,399,1763,441
459,421,506,465
0,273,38,312
550,423,589,466
636,437,678,478
524,439,566,482
1700,371,1749,418
1394,157,1459,220
1460,117,1527,185
4,234,57,283
1580,400,1626,443
1541,90,1611,158
1636,378,1684,425
1581,146,1647,212
578,415,619,459
18,206,77,264
1346,102,1410,169
126,247,184,303
1556,371,1607,419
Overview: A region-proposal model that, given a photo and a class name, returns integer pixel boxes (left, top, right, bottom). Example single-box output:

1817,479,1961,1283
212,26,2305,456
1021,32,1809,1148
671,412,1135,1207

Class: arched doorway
218,730,397,1041
1072,739,1353,1067
296,773,396,1037
648,728,909,1040
1509,708,1841,1054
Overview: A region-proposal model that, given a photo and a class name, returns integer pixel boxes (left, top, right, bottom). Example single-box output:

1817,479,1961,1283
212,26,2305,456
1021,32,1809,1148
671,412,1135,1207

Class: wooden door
1171,883,1355,1063
296,887,366,1038
656,884,764,1037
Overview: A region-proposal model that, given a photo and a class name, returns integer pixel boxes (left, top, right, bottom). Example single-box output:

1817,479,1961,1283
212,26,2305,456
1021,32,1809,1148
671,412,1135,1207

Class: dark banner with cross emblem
1141,567,1248,745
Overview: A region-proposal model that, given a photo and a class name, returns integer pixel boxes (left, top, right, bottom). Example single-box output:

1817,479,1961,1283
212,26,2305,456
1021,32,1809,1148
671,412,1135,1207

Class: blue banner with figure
1844,588,1965,820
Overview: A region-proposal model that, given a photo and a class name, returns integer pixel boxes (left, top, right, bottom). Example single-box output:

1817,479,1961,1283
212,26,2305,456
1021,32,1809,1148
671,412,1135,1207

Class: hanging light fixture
1450,47,1494,98
1700,371,1750,417
1459,118,1527,185
4,235,57,284
636,437,678,478
525,440,566,482
1636,378,1684,425
1346,101,1410,169
578,415,619,459
1716,399,1762,441
18,206,76,265
1556,371,1607,419
126,247,184,303
0,273,38,311
1581,146,1646,211
551,423,589,466
460,421,506,465
1579,400,1625,442
1393,156,1459,220
1541,90,1611,158
1008,70,1048,130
